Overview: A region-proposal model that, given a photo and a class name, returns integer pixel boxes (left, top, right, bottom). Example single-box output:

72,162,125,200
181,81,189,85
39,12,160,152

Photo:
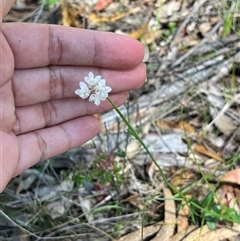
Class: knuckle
59,124,71,151
48,27,63,65
33,131,47,161
12,115,21,135
48,66,65,99
41,101,58,126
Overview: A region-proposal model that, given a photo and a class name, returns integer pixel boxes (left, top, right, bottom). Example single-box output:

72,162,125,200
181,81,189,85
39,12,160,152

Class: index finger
2,23,147,69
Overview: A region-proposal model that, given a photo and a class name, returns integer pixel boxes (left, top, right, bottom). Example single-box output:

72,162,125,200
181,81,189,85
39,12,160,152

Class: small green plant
162,22,177,41
73,71,240,234
40,0,59,6
72,153,123,187
108,97,240,230
187,191,240,230
221,0,240,38
168,22,176,33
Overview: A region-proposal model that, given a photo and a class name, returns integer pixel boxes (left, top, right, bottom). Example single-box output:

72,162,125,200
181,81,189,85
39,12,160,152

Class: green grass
221,0,240,38
108,97,240,230
40,0,59,6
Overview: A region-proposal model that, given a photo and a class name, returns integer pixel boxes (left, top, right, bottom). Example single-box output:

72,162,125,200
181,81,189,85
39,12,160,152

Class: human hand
0,0,148,192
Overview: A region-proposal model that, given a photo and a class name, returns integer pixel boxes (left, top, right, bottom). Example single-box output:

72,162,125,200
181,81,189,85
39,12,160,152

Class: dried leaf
158,0,181,23
152,187,176,240
169,225,197,241
177,195,191,232
123,193,160,218
182,225,211,241
126,140,142,159
78,196,94,222
156,119,195,134
215,114,236,135
204,84,225,108
94,0,112,11
194,144,223,162
180,224,240,241
47,200,65,219
61,0,141,27
171,171,197,188
210,107,236,135
220,169,240,212
115,223,160,241
177,120,195,134
221,169,240,185
199,22,212,36
89,7,141,23
128,22,149,39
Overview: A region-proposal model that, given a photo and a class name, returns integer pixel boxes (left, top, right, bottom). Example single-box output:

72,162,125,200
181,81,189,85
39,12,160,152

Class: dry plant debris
1,0,240,240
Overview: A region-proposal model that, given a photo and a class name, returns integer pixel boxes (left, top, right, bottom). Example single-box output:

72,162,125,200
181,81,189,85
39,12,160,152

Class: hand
0,0,147,192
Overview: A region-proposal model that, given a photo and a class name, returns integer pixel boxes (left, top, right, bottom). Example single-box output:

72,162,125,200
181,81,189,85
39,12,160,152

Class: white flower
75,72,112,106
89,93,101,106
75,82,90,99
84,71,102,88
95,79,112,100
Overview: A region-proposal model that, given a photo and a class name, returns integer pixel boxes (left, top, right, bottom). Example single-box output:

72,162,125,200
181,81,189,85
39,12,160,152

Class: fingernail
142,44,149,63
144,63,147,82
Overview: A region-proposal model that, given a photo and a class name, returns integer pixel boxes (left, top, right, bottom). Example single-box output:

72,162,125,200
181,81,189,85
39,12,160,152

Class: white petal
105,86,112,93
95,99,101,106
80,92,89,99
95,75,102,81
80,82,89,91
84,77,90,83
98,79,106,86
75,82,90,99
98,90,108,100
85,75,99,87
75,89,81,95
89,94,101,106
84,72,95,84
88,72,94,78
89,94,95,101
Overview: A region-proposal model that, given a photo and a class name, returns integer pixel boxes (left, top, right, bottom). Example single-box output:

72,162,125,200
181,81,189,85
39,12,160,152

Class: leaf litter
1,0,240,240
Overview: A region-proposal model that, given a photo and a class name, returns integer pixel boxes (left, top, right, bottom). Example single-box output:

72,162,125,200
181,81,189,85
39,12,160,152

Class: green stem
107,98,240,225
107,97,185,198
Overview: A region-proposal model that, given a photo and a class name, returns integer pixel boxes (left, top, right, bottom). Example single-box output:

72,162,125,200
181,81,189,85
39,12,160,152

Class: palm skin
0,0,147,192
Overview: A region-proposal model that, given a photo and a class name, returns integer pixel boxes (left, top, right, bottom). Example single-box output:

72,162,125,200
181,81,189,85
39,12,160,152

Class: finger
15,116,99,176
1,0,15,20
13,64,146,106
0,131,19,192
2,23,147,69
13,92,128,135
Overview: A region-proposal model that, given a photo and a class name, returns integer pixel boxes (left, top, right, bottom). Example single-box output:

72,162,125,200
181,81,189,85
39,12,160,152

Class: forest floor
1,0,240,240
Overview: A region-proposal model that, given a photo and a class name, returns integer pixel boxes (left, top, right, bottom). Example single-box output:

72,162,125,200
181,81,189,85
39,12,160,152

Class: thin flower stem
107,97,185,198
106,100,240,226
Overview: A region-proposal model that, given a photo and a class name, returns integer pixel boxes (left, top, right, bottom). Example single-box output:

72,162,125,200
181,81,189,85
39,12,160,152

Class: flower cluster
75,72,112,106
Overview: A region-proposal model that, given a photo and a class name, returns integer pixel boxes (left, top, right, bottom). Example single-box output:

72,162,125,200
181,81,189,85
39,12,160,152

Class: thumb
1,0,16,21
